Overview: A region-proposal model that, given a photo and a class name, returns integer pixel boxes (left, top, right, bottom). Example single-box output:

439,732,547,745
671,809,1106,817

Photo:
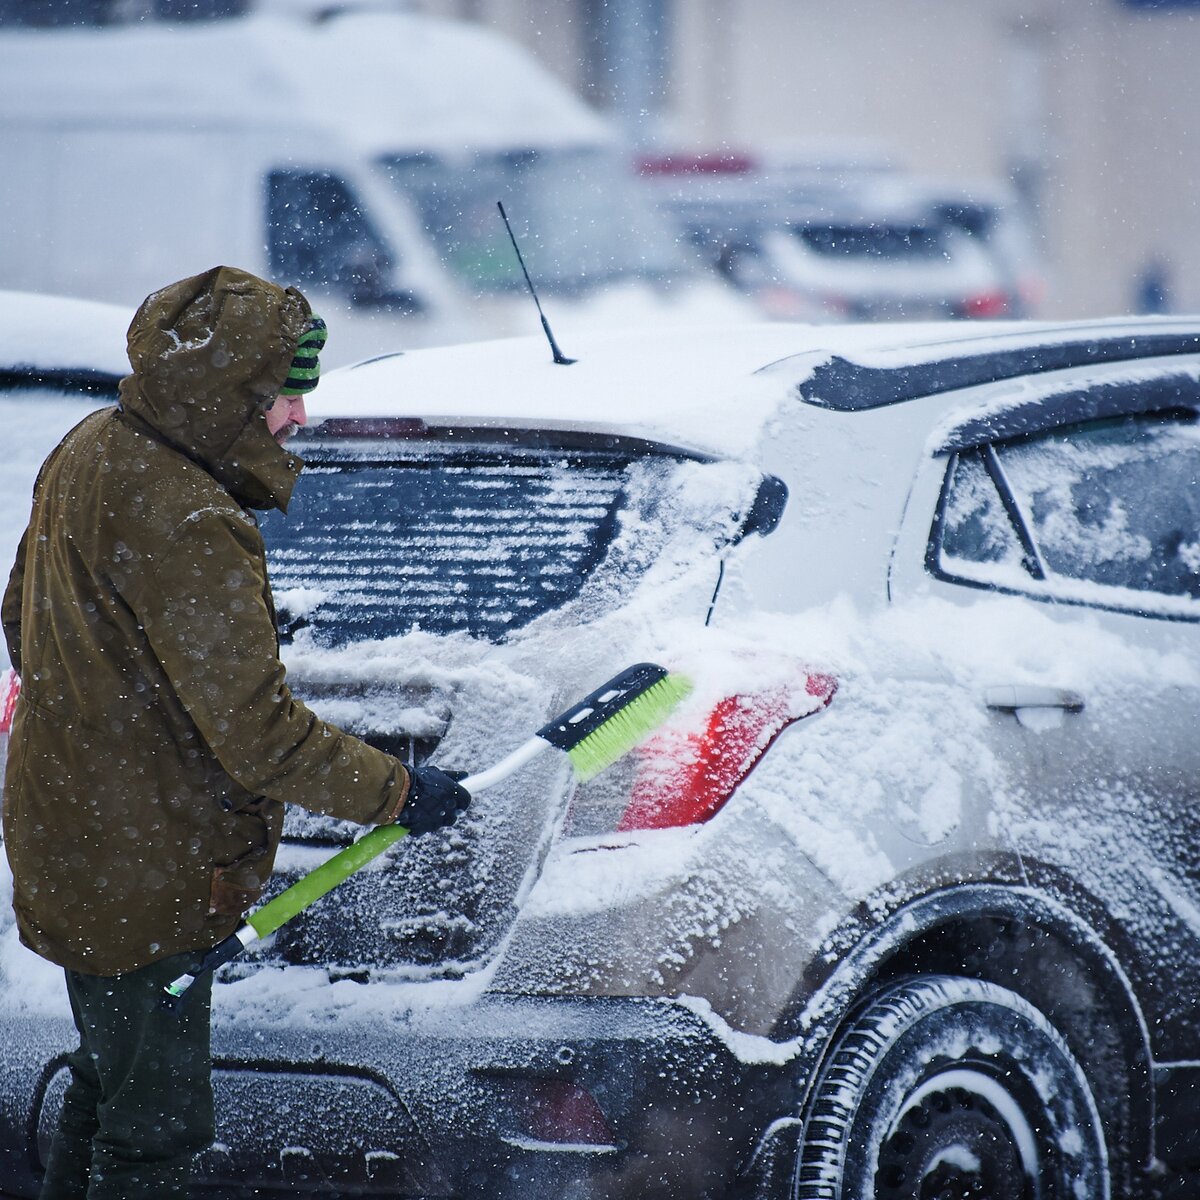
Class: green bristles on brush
558,670,693,782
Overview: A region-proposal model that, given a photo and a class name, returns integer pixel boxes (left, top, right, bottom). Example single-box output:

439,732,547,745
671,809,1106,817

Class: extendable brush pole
165,663,689,1002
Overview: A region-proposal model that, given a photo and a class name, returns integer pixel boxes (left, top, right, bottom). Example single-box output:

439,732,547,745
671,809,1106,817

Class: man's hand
396,766,472,836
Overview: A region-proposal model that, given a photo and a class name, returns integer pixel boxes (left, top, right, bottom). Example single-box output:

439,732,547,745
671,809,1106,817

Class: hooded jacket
2,266,410,975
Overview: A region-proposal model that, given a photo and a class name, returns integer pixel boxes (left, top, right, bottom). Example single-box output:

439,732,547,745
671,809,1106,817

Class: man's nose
290,396,308,427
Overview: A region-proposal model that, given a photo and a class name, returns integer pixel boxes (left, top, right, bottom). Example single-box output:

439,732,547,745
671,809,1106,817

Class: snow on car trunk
251,427,771,976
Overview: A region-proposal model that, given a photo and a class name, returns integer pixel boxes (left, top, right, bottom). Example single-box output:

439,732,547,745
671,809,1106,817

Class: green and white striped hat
280,315,327,396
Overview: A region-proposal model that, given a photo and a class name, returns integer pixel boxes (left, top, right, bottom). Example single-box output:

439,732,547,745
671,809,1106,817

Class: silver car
643,165,1017,323
3,311,1200,1199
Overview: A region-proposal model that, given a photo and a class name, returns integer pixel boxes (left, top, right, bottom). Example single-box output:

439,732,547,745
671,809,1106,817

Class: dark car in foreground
4,306,1200,1198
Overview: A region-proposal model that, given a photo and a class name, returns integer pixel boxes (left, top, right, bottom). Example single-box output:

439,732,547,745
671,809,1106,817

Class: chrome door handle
984,685,1085,713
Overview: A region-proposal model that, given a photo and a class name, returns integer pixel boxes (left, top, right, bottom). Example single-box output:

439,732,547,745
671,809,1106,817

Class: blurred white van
0,11,743,363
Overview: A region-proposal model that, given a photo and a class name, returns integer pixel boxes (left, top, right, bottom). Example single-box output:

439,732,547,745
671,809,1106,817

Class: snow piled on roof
311,324,806,457
0,292,131,376
0,12,609,154
312,318,1200,457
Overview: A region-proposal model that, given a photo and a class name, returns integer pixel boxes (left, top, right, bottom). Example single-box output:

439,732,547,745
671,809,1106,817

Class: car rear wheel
795,975,1109,1200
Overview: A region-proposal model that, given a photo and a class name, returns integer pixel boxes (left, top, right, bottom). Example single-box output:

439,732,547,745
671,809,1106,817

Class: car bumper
202,987,794,1197
2,984,797,1199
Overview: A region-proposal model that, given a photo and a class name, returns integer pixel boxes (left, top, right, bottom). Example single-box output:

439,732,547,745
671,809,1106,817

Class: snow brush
164,663,690,1003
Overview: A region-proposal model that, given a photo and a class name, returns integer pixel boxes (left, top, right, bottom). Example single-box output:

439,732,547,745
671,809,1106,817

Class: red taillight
960,289,1012,319
504,1078,615,1146
618,673,836,831
0,670,19,735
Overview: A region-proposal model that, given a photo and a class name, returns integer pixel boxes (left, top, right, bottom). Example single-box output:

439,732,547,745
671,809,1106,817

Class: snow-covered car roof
309,317,1200,458
0,290,130,379
0,290,131,380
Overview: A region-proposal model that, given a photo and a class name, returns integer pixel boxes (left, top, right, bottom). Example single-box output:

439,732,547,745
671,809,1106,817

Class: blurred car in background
922,177,1048,319
641,152,1043,323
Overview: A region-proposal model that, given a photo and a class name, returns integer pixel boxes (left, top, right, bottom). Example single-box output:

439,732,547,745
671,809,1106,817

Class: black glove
396,765,471,836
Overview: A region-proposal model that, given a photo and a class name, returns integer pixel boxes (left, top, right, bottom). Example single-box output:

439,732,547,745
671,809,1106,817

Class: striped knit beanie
280,315,327,396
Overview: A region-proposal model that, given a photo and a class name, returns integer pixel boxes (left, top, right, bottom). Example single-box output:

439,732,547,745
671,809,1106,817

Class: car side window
938,449,1026,573
999,415,1200,598
932,411,1200,615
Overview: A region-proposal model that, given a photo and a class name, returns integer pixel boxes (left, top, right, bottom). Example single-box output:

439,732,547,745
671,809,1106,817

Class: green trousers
39,950,215,1200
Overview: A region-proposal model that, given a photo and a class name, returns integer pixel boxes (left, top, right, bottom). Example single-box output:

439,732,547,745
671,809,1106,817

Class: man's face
264,394,307,444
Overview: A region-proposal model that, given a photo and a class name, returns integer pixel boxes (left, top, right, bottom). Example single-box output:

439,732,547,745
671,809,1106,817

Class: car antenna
497,201,576,365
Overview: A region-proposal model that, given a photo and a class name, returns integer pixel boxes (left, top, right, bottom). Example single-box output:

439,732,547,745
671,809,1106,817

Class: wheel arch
747,882,1154,1198
870,886,1152,1176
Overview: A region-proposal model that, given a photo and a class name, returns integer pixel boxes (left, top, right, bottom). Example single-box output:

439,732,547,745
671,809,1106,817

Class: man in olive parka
2,266,469,1199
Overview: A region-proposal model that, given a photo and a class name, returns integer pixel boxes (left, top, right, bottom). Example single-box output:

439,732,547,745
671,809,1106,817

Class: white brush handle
460,735,551,792
164,734,557,1001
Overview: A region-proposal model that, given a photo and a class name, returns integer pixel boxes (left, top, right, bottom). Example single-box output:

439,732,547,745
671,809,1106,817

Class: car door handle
984,685,1085,713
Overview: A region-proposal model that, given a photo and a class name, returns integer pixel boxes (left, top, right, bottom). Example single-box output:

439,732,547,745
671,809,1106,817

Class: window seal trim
937,375,1200,453
300,422,718,465
926,562,1200,624
798,331,1200,413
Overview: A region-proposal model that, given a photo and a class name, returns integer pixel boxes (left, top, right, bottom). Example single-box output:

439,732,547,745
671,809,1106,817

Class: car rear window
258,438,646,644
793,222,949,261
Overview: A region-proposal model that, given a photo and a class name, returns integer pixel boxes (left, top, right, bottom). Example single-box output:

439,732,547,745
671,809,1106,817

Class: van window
377,147,686,293
266,170,395,302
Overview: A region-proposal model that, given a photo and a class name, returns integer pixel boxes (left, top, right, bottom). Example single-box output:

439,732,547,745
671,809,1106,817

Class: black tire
795,975,1109,1200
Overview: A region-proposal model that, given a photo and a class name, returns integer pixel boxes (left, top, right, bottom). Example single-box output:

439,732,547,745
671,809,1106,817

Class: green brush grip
247,823,408,938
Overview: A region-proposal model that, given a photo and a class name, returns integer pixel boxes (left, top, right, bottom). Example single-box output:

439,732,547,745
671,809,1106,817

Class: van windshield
377,146,688,293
